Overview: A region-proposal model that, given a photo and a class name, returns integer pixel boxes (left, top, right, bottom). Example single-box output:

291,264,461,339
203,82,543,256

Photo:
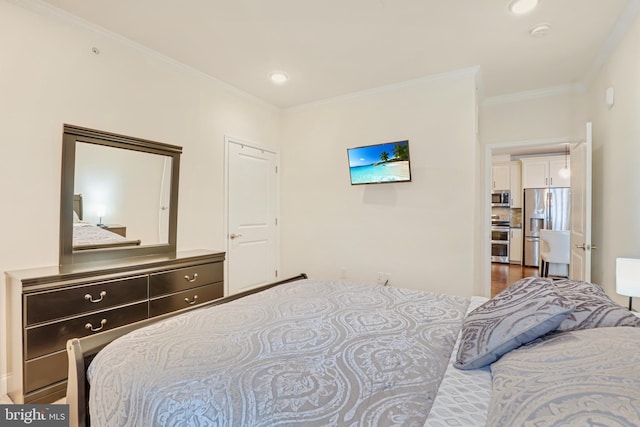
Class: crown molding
8,0,281,113
284,66,481,115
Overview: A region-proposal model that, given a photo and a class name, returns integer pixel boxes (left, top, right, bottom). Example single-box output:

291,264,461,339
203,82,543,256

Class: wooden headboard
73,194,83,220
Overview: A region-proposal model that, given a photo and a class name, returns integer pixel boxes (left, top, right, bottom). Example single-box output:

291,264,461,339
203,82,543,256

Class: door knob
575,243,598,250
230,233,242,239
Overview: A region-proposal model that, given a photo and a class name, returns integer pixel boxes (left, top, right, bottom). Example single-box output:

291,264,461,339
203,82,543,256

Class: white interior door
226,137,279,296
569,122,593,281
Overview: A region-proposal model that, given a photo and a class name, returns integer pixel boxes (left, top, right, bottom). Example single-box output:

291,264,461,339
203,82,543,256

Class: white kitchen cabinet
509,161,522,208
521,156,570,188
549,158,571,187
521,158,548,188
492,164,510,191
492,161,522,207
509,228,522,264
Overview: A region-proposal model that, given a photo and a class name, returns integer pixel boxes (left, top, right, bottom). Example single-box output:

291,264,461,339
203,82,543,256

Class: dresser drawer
149,262,222,297
24,350,68,394
25,301,148,359
149,282,223,317
26,276,148,325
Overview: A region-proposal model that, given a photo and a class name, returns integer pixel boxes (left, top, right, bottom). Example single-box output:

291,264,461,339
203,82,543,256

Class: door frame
224,135,280,296
483,136,572,297
569,122,593,282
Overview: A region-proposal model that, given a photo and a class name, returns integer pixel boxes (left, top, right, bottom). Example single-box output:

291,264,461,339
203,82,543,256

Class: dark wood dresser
5,249,225,404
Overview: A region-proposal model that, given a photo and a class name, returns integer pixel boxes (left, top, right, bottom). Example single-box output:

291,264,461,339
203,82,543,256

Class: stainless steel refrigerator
523,187,571,267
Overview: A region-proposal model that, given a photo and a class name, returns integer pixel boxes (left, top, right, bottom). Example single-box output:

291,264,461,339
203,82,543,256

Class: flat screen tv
347,140,411,185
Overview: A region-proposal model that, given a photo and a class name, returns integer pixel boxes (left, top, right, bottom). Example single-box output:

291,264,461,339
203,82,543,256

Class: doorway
225,136,280,296
485,137,572,296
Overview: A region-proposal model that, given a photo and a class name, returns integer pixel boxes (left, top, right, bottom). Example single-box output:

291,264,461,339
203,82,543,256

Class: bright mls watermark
1,405,69,426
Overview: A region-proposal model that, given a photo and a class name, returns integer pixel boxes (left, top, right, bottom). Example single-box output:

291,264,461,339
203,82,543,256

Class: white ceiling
30,0,638,108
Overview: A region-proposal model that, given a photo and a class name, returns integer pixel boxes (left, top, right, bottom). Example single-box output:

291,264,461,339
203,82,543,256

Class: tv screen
347,140,411,185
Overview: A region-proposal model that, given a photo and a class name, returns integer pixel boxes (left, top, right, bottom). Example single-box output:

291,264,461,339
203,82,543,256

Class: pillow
73,210,81,223
552,279,640,331
487,327,640,426
454,277,574,370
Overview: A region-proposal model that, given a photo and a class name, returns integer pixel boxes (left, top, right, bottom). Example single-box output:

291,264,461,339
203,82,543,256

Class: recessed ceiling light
270,72,289,85
509,0,539,15
529,23,551,37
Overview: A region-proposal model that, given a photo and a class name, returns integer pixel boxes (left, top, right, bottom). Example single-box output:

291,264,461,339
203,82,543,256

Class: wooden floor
491,262,540,296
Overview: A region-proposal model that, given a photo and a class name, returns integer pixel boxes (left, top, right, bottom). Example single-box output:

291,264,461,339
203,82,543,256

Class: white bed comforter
88,279,473,426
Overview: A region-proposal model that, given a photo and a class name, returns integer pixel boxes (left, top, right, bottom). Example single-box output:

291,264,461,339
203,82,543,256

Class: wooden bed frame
66,273,308,427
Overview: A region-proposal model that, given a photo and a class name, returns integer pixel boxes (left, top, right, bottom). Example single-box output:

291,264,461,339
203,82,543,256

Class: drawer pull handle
184,273,199,283
184,295,199,305
84,291,107,303
85,319,107,332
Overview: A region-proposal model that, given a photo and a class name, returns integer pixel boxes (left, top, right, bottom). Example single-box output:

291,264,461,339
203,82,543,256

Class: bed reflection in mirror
72,142,172,251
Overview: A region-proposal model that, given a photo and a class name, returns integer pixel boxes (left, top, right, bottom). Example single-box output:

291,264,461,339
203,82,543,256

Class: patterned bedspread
88,279,470,426
73,222,139,249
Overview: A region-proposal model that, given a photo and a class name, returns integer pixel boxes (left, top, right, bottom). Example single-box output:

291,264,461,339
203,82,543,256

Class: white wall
0,0,281,395
586,12,640,304
480,89,586,145
280,71,480,297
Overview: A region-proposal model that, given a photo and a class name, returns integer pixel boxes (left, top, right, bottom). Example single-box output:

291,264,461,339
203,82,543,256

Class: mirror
60,124,181,265
74,143,171,247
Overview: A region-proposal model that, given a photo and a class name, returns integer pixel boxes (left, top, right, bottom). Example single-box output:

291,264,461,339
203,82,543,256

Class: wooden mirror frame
59,124,182,266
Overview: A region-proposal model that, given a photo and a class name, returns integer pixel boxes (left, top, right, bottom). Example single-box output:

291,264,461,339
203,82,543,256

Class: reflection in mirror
60,124,181,266
73,142,172,250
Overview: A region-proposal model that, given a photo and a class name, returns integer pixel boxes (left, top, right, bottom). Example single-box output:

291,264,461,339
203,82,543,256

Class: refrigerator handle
546,191,553,229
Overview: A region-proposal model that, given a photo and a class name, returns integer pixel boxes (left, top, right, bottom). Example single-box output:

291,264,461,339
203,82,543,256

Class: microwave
491,191,510,207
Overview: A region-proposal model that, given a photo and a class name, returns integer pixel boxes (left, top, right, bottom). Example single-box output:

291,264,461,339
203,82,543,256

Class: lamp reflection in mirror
96,205,106,227
616,257,640,311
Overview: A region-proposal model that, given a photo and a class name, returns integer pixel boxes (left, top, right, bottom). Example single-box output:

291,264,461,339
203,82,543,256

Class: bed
72,194,141,250
66,275,640,427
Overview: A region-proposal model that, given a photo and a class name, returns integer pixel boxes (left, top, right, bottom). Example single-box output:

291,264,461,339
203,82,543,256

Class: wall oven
491,220,510,263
